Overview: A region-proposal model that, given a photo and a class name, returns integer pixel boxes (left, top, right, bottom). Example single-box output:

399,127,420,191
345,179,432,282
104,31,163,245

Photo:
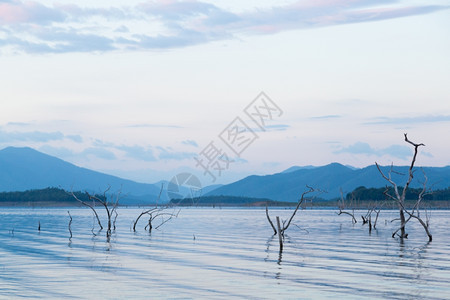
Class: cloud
334,141,413,159
0,0,447,54
381,144,413,159
91,140,197,161
265,124,290,131
92,139,115,148
0,129,64,142
81,147,116,160
137,1,225,21
36,30,115,53
39,145,116,160
126,123,183,129
233,157,248,164
335,142,375,155
182,140,198,147
0,0,65,25
0,129,86,143
252,123,290,132
310,115,341,120
66,134,83,143
39,145,75,158
365,115,450,125
114,25,129,33
2,30,115,53
6,122,31,126
118,145,157,161
157,146,196,160
421,151,434,158
263,161,280,168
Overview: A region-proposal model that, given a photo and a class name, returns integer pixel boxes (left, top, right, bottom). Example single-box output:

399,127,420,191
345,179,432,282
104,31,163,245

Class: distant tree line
171,195,287,207
0,187,105,206
1,186,448,208
346,186,450,202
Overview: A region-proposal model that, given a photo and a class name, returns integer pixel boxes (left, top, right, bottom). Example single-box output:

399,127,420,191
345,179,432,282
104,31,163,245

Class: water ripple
1,208,449,299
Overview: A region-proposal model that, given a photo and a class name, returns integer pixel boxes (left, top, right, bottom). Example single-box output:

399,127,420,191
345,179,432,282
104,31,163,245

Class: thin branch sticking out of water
68,211,73,240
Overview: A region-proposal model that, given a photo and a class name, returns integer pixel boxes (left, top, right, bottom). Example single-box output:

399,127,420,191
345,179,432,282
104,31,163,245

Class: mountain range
207,163,450,201
0,147,161,205
1,146,449,204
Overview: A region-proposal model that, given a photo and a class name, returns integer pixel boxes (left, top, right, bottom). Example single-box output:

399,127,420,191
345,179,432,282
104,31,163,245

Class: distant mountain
206,163,450,201
201,184,223,195
0,147,161,205
281,165,316,173
282,164,359,173
2,147,449,205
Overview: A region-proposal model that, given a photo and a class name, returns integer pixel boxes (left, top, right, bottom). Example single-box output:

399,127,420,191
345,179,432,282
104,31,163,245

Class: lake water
1,207,449,299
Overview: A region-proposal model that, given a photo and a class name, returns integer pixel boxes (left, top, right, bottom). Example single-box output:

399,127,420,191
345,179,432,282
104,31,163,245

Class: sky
0,0,449,187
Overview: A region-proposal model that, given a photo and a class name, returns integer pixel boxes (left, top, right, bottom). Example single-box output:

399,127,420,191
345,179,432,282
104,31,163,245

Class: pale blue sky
1,0,449,185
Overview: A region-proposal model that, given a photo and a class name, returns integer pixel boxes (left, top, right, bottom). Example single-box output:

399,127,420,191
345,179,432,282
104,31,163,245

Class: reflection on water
1,208,450,299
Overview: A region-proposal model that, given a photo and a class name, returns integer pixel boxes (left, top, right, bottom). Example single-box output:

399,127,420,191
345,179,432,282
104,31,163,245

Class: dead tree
71,186,120,238
372,205,382,230
360,203,383,233
134,207,159,232
133,184,180,232
337,189,357,224
145,209,180,232
266,186,316,236
337,188,384,231
376,133,432,241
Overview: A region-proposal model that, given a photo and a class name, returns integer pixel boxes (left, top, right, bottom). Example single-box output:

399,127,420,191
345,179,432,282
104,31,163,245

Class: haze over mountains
1,147,449,204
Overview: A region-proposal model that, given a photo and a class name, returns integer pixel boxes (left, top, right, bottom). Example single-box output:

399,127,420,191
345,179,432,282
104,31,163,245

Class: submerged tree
133,184,180,232
71,186,120,238
337,189,384,233
376,134,432,241
265,186,316,236
133,207,180,232
360,202,383,233
337,189,357,224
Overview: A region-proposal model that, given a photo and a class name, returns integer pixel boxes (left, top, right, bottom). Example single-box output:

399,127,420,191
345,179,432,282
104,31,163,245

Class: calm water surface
1,208,449,299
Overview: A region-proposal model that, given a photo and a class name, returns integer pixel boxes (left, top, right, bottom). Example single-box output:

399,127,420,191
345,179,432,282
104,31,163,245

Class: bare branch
282,186,315,232
401,133,425,201
133,184,177,232
265,186,317,237
293,223,310,234
133,207,159,232
396,195,432,241
337,210,358,224
154,210,180,230
265,203,277,235
67,210,73,240
337,188,357,224
113,210,118,231
376,163,401,201
71,189,103,230
373,202,384,230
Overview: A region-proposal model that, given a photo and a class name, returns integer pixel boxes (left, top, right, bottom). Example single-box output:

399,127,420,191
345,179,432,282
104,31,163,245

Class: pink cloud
0,1,28,24
0,0,447,53
0,0,64,25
